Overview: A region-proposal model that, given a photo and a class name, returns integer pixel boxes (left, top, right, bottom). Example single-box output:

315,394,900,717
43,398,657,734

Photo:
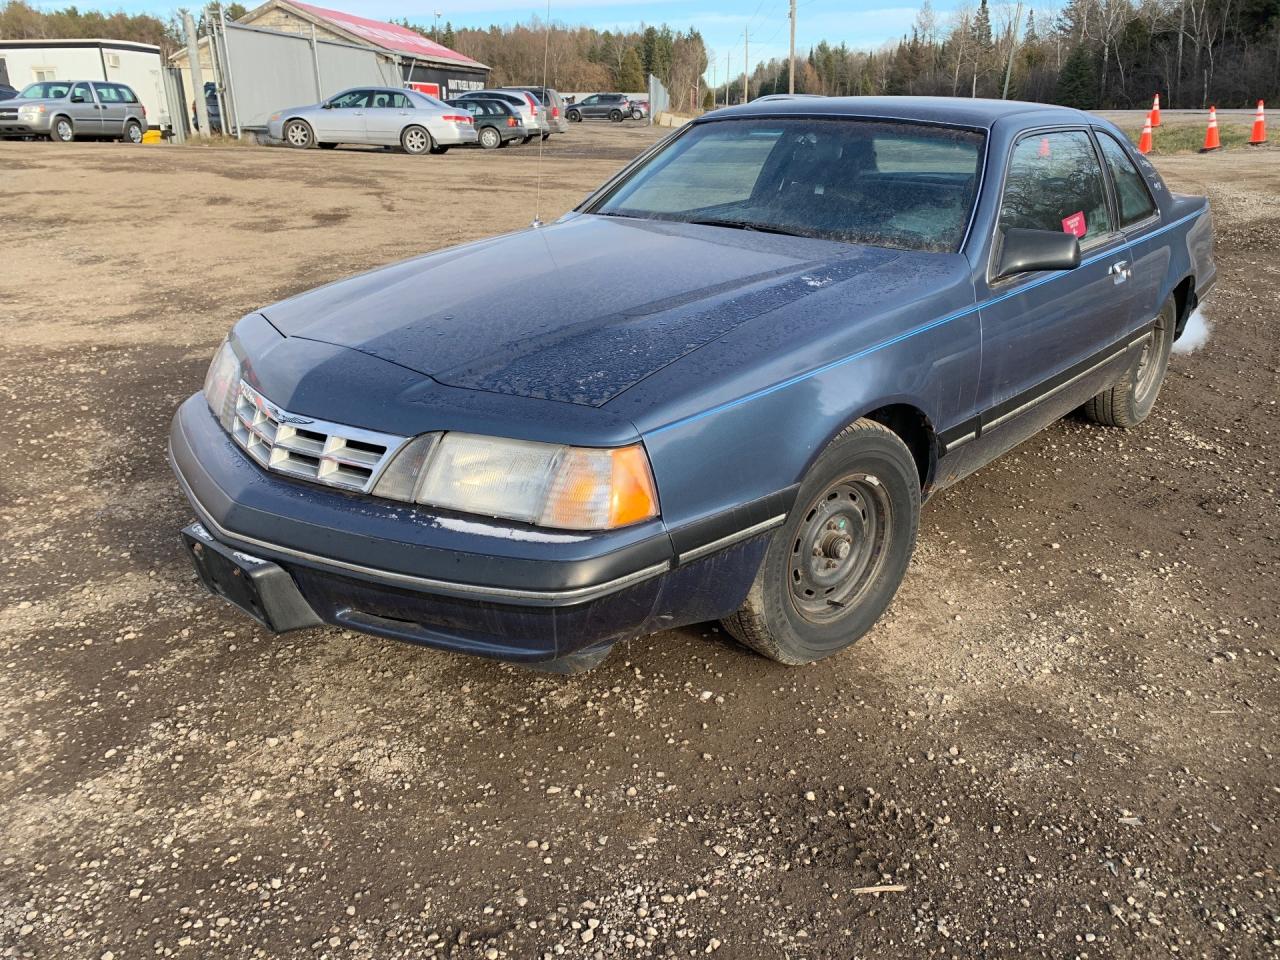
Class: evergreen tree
1056,43,1099,108
440,22,456,48
971,0,993,52
1023,9,1038,45
616,47,645,90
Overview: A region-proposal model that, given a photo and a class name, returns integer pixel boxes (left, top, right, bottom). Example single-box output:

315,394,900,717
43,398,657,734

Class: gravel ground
0,124,1276,960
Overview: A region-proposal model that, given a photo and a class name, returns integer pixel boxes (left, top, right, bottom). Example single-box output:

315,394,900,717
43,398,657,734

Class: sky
52,0,980,79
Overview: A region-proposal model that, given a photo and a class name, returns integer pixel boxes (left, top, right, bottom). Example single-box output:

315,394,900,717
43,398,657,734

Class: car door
970,127,1139,459
579,94,601,118
92,82,127,136
317,89,368,141
362,89,402,144
67,82,100,134
1093,128,1164,327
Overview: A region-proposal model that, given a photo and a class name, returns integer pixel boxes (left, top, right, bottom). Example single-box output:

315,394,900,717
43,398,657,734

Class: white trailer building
0,39,169,130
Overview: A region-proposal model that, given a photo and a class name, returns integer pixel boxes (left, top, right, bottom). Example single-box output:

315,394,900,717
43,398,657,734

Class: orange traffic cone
1200,106,1221,152
1137,112,1154,154
1151,93,1162,127
1249,100,1267,145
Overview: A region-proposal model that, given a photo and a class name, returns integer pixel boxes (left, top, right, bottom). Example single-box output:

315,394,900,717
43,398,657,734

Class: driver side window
70,82,93,103
999,130,1113,245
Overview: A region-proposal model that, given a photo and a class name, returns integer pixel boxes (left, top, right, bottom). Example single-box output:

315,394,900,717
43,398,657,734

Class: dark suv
566,93,633,123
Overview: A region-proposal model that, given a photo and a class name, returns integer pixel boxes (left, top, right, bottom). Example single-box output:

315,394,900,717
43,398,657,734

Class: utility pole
788,0,797,94
725,50,730,105
1001,1,1023,99
184,11,210,137
742,29,748,104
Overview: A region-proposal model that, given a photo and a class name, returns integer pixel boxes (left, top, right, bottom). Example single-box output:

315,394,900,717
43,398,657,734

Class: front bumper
170,395,786,666
0,116,49,136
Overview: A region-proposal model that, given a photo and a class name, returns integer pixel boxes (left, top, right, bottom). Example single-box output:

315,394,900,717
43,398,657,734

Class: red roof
292,1,485,68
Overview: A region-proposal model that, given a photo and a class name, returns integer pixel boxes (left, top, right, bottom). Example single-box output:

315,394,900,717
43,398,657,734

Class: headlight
373,433,659,531
203,339,241,431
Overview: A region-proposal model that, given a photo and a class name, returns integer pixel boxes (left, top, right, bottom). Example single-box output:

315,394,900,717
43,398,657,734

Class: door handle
1109,260,1132,284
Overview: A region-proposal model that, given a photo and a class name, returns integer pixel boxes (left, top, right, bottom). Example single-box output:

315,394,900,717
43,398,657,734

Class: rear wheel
478,126,501,149
722,420,920,665
400,125,432,155
1083,298,1175,428
50,116,74,142
609,109,623,122
283,119,313,149
122,119,143,144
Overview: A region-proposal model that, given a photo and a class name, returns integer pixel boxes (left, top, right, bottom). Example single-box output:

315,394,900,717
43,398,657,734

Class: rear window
593,117,984,253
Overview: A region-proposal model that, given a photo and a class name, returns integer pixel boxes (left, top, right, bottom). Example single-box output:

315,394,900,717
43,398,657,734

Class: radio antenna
531,0,552,227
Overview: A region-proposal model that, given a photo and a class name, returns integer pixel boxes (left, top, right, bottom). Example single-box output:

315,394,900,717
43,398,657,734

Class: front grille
230,381,406,494
0,108,19,121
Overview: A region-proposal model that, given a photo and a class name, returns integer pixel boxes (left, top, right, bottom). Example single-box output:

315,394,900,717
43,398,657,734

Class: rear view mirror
996,228,1081,279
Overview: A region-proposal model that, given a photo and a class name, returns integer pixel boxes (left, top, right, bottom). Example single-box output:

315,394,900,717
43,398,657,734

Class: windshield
20,82,71,100
592,118,985,253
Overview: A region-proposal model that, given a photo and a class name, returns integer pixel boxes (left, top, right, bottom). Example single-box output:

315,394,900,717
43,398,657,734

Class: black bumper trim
172,443,672,608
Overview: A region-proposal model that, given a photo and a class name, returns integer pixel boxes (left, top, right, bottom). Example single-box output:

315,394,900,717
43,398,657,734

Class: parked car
0,80,147,142
455,89,543,143
267,87,477,154
499,85,567,135
0,83,17,101
192,80,222,134
171,97,1214,673
445,97,525,148
566,93,633,122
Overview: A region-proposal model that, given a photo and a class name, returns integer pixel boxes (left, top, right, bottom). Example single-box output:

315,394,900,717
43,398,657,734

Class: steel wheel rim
56,120,71,139
789,474,892,624
405,129,426,152
1134,317,1167,400
286,123,308,146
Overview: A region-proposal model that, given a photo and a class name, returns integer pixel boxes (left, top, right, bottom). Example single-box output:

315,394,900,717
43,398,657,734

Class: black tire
283,119,313,149
541,131,551,141
401,125,432,155
318,142,337,150
121,119,143,144
521,134,535,144
478,126,501,149
722,419,920,665
49,116,74,142
1082,298,1176,428
567,110,581,122
609,109,624,122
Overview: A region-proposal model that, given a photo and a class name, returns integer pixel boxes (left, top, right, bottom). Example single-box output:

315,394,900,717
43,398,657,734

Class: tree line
721,0,1279,110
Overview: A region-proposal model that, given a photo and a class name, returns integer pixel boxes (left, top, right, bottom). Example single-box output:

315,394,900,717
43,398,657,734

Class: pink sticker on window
1062,211,1087,237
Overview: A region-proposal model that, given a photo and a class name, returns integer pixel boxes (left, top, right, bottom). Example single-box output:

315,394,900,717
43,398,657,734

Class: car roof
701,95,1091,130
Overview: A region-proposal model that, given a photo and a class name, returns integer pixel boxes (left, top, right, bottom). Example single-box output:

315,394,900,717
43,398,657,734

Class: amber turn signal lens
539,443,659,530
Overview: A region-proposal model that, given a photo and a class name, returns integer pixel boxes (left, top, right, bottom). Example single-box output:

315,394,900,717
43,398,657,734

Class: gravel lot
1,124,1276,960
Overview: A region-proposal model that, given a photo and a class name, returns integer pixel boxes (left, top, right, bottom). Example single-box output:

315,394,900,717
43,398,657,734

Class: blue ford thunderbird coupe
171,97,1215,671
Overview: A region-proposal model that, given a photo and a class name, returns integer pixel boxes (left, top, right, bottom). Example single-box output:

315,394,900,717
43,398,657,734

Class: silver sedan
267,87,477,154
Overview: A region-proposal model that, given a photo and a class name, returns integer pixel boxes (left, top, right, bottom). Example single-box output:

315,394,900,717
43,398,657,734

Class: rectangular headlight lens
202,339,241,432
409,433,659,531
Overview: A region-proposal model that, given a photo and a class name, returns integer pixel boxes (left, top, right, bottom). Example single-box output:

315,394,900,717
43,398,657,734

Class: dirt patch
0,124,1276,960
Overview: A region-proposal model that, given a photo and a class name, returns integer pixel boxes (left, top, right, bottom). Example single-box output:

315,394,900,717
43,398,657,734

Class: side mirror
70,93,85,103
995,227,1081,280
322,101,334,109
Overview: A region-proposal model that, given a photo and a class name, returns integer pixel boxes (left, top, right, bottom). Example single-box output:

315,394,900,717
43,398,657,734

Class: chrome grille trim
229,381,408,494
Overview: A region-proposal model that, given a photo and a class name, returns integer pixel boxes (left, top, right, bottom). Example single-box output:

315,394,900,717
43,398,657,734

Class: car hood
260,214,903,408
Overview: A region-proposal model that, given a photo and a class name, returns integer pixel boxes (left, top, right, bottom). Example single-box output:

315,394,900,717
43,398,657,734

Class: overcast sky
59,0,979,77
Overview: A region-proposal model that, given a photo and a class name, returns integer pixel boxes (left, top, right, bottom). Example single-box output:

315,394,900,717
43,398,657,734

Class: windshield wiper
685,218,810,238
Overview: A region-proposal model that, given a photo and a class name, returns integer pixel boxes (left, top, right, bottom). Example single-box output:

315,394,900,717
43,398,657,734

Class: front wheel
400,125,432,155
722,419,920,665
122,119,143,144
1082,298,1175,428
478,126,501,149
567,110,581,123
50,116,74,142
283,119,313,149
